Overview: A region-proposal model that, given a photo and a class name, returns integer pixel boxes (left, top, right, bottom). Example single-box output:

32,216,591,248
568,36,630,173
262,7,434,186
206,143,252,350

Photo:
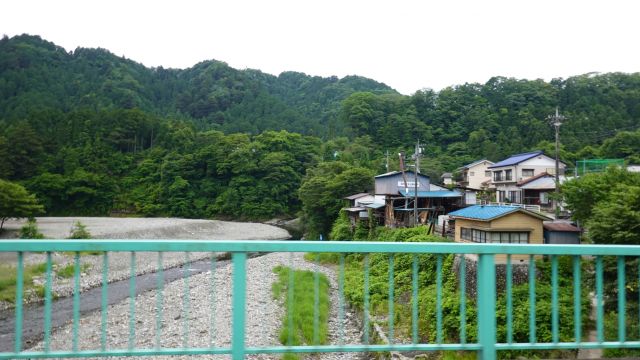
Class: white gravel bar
0,217,290,309
30,252,363,359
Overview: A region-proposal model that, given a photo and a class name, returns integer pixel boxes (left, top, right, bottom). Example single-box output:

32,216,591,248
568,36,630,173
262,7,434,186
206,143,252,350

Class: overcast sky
2,0,639,94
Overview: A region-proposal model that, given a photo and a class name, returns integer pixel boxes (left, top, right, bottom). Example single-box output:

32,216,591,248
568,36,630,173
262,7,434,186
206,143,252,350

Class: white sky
2,0,639,95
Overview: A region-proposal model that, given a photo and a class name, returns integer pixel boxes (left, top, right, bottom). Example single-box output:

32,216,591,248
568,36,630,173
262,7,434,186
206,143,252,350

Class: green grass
0,263,47,303
57,263,90,279
272,266,330,360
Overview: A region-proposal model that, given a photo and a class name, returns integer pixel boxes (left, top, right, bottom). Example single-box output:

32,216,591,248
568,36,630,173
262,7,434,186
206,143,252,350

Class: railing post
231,252,247,359
477,253,496,360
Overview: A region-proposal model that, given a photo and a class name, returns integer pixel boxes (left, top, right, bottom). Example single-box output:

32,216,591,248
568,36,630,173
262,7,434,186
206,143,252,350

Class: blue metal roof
448,205,520,220
488,151,543,169
399,190,463,198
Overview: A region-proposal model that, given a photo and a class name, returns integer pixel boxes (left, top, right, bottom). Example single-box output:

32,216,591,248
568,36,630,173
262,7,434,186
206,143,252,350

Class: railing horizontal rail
3,239,640,256
2,239,640,360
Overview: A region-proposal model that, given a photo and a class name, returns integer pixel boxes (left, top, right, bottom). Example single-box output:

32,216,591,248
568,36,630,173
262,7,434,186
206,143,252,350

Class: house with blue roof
448,204,552,263
489,151,566,204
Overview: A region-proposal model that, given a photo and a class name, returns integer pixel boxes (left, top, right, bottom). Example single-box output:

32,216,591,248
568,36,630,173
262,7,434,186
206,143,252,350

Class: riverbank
0,217,291,310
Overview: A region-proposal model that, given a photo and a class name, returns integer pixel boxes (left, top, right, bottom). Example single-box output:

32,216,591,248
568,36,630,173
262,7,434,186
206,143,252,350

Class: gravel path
0,217,290,310
29,252,363,359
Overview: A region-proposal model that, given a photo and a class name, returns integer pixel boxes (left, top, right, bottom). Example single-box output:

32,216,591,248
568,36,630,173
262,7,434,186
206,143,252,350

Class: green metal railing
1,240,640,359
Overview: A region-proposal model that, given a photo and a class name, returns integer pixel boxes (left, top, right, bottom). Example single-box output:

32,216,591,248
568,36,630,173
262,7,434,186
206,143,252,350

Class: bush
68,221,91,239
19,217,44,239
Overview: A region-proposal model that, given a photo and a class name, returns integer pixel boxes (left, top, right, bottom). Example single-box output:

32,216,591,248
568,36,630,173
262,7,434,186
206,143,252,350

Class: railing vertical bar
14,251,24,353
596,255,604,343
72,252,80,352
209,254,216,348
552,255,559,344
231,252,247,359
573,255,581,343
459,254,467,344
436,254,443,344
313,253,320,345
339,253,346,345
44,252,52,352
506,254,513,344
618,256,626,342
183,252,190,348
287,252,294,346
156,252,164,349
129,251,136,350
529,254,536,343
477,253,496,360
101,252,109,352
388,253,395,344
364,254,370,345
412,254,418,344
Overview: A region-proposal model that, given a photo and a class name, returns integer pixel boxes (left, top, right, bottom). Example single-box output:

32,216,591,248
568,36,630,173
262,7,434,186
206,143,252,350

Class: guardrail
1,240,639,359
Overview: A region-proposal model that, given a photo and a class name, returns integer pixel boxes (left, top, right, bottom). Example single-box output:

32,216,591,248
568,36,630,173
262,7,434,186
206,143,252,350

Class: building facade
449,205,551,263
489,151,565,203
457,159,494,190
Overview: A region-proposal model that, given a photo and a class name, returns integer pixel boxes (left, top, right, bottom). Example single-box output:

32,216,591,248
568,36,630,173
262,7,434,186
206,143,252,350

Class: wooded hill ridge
1,34,639,227
0,34,395,137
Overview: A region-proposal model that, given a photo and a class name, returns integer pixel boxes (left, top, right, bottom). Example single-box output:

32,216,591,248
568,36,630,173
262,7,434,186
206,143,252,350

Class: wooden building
374,171,462,228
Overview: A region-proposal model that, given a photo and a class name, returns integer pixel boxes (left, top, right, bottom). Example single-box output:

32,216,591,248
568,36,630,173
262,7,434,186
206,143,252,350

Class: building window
472,229,487,243
494,171,503,181
505,169,513,181
540,192,549,204
461,227,471,241
522,169,534,177
470,171,475,176
462,228,529,244
485,170,492,177
509,191,520,203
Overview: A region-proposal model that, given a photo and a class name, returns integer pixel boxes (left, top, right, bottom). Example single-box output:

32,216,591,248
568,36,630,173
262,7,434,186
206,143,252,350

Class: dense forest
1,34,640,236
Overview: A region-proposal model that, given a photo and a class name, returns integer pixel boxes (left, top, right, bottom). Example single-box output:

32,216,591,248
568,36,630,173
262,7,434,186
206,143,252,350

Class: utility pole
385,150,389,172
548,107,565,218
413,140,422,226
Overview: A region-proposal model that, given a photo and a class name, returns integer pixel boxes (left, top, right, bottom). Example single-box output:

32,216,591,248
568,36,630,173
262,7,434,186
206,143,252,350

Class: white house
456,159,494,190
489,151,566,203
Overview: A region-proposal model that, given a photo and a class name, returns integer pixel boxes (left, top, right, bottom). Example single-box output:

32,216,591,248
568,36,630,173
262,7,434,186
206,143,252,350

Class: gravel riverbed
30,252,363,359
0,217,290,310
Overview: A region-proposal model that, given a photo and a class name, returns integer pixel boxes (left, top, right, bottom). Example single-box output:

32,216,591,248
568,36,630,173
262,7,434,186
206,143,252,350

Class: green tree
299,162,374,237
587,183,640,245
0,179,44,231
562,167,640,224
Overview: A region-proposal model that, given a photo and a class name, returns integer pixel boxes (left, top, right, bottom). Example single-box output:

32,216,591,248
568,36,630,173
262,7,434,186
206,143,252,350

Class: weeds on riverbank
272,265,330,360
0,263,46,303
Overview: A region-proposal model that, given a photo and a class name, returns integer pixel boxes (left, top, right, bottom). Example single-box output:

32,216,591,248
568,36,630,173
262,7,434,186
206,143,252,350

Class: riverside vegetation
1,35,640,239
1,34,640,358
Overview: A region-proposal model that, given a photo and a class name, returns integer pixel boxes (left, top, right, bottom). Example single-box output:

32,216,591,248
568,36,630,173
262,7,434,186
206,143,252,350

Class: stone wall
453,255,534,298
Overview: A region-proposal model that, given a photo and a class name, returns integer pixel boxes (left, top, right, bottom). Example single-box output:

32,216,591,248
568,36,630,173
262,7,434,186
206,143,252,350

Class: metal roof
448,205,551,221
399,190,463,198
544,222,581,232
365,202,385,209
458,159,494,170
519,175,568,190
375,170,429,179
344,193,370,200
343,207,366,212
488,151,543,169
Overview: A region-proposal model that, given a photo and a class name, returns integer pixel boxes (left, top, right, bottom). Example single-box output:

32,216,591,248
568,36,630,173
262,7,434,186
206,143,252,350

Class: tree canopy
0,179,44,231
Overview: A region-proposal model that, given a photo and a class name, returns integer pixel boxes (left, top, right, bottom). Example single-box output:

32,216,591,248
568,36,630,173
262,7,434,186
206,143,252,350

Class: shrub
19,218,44,239
68,221,91,239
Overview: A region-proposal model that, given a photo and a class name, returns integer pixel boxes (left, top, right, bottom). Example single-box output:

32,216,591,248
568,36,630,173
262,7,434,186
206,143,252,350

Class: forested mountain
1,34,639,227
0,34,395,136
